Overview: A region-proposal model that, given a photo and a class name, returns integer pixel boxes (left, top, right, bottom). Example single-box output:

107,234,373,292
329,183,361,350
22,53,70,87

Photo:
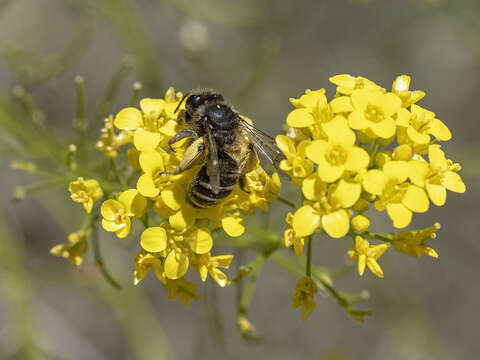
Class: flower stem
91,225,122,290
277,196,298,209
306,236,312,277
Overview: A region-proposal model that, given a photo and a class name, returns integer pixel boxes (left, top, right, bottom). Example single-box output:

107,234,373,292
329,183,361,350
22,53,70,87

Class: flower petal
134,128,162,151
345,146,369,171
164,251,189,280
101,200,124,221
114,107,143,131
403,185,429,213
140,227,167,252
221,216,245,237
188,228,213,254
386,203,412,228
292,206,320,237
426,182,447,206
362,170,385,195
332,180,361,208
137,174,160,197
322,209,349,238
287,108,315,128
443,171,465,193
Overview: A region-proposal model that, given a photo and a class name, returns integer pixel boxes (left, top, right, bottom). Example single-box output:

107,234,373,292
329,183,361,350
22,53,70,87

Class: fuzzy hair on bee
162,88,285,208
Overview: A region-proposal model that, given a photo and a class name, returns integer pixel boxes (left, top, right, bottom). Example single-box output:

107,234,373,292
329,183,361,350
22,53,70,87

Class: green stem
363,231,394,243
276,196,298,209
130,81,142,107
74,75,87,136
110,158,126,187
91,225,122,290
305,236,312,277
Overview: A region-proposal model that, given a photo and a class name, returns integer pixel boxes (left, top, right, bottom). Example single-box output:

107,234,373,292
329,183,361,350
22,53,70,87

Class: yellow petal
362,170,385,195
134,128,162,151
102,219,124,232
302,174,325,201
316,160,344,183
366,258,384,278
306,140,328,163
428,145,447,171
386,203,412,228
426,182,447,206
429,118,451,141
378,93,401,117
169,206,196,232
101,200,124,221
406,127,430,145
137,174,160,197
392,75,411,93
345,147,369,171
370,118,396,139
297,89,327,108
330,96,353,113
348,110,368,130
209,267,229,287
221,216,245,237
140,227,167,252
292,206,320,237
140,150,164,173
396,108,411,127
161,185,186,211
140,98,165,116
159,119,179,137
188,228,213,254
164,251,189,280
118,189,147,217
408,160,428,187
276,135,295,155
443,171,465,193
287,108,315,128
116,218,131,238
332,180,361,208
357,254,366,276
322,209,349,238
114,107,143,131
403,185,429,213
383,161,409,184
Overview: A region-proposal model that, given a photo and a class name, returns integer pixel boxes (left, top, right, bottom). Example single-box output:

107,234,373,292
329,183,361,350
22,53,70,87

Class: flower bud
392,144,413,161
351,215,370,233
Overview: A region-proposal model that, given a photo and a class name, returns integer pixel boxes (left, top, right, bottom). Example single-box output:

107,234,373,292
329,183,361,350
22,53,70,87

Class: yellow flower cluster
50,232,88,266
278,74,465,278
93,88,280,305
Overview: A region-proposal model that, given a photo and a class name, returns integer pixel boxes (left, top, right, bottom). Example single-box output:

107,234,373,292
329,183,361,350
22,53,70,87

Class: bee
162,88,285,208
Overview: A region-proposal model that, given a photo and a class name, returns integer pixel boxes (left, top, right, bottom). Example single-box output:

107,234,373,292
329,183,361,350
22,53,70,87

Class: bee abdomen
188,153,239,208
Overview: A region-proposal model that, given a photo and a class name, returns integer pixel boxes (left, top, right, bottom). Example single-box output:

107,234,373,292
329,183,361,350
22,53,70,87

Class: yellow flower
191,253,234,287
348,89,402,139
391,75,425,108
284,212,307,256
292,178,358,238
292,276,317,321
69,178,103,214
286,88,353,140
101,189,147,238
133,250,166,285
363,161,429,228
348,236,390,278
393,223,440,258
50,232,87,266
164,278,199,307
397,104,451,147
96,115,132,158
113,88,183,151
306,116,369,182
330,74,384,95
409,145,466,206
276,135,314,182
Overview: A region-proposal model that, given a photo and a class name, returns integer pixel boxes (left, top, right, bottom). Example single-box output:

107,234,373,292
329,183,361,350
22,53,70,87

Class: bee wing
204,124,221,194
239,118,287,176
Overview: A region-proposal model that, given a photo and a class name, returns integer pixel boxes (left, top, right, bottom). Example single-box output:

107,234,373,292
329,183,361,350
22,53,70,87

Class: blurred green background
0,0,479,359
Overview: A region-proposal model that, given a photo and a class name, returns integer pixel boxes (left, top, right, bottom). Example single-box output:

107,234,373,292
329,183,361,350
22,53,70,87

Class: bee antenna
174,92,190,113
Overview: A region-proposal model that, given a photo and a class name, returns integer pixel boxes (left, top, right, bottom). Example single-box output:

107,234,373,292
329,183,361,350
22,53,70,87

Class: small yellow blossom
113,88,183,151
306,116,369,182
284,212,307,256
393,223,440,258
133,250,166,285
164,278,199,307
96,115,132,158
50,232,88,266
292,276,318,321
348,236,390,278
391,75,425,108
330,74,384,95
351,214,370,233
409,145,465,206
101,189,147,238
363,161,429,228
69,178,103,214
276,135,314,183
191,253,234,287
348,89,401,139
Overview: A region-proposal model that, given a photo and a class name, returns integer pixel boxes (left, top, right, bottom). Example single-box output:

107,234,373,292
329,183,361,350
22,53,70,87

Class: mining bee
162,88,285,208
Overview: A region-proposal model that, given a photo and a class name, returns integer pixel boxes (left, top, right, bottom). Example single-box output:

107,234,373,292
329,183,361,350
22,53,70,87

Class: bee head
186,91,224,112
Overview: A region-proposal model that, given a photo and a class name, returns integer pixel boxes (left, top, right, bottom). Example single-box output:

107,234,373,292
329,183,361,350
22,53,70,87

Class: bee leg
160,137,206,176
239,175,251,194
168,129,198,152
